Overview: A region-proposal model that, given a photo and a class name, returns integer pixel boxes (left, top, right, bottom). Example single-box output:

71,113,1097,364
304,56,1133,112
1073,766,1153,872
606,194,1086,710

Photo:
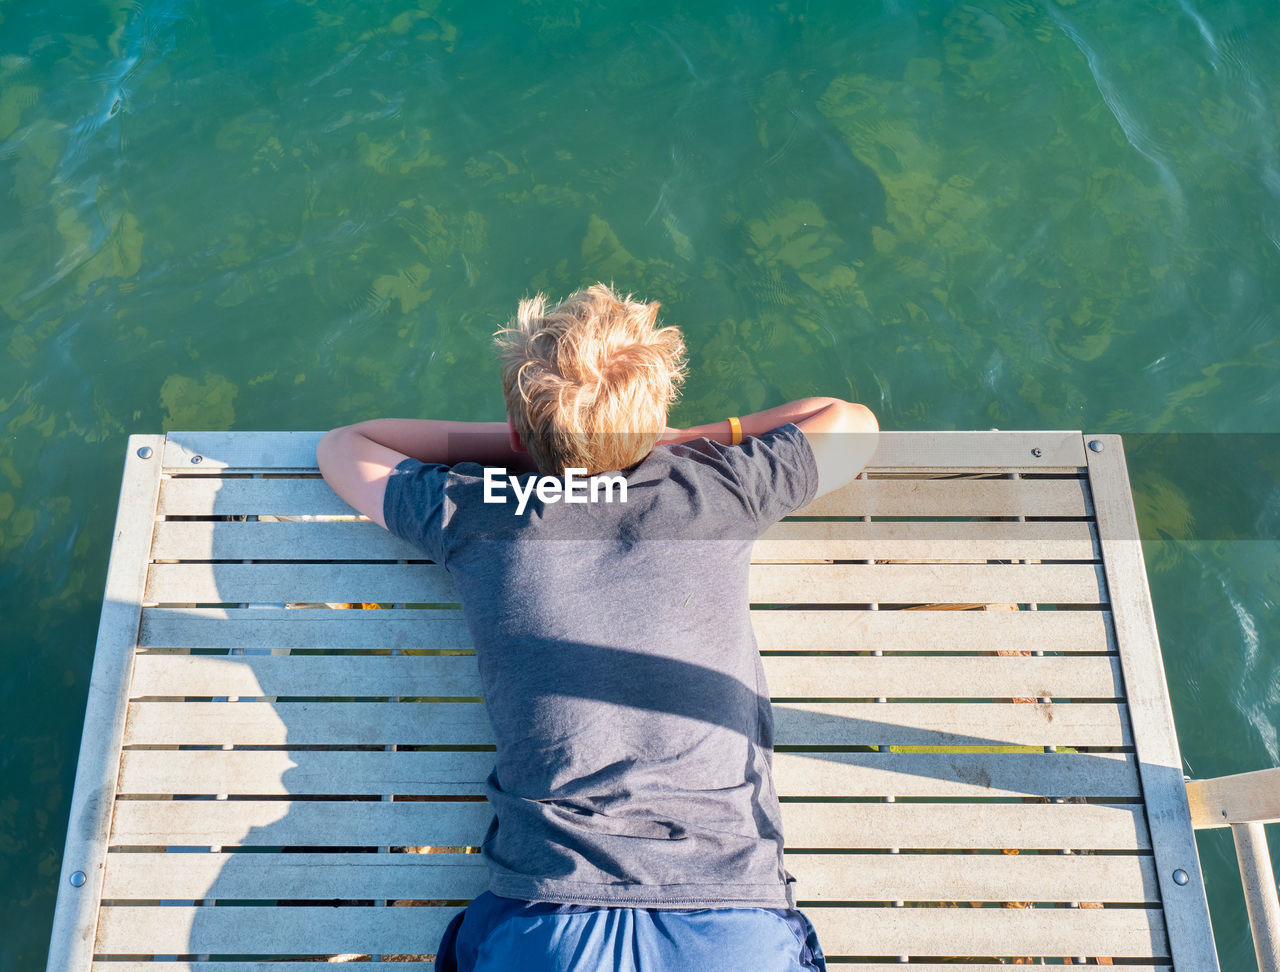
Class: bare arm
661,397,879,498
658,397,849,445
316,419,536,529
319,399,878,527
321,418,538,467
794,399,879,498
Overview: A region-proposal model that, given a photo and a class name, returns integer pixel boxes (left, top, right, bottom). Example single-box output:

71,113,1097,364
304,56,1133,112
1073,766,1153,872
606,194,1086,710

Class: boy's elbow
860,403,879,433
316,426,352,475
842,400,878,434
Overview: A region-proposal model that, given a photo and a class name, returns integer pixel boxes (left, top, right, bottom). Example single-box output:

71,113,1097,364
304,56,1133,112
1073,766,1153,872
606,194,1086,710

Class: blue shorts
434,891,827,972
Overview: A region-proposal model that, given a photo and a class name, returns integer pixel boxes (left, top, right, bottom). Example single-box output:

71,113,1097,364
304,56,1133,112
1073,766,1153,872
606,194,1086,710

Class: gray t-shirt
382,422,819,908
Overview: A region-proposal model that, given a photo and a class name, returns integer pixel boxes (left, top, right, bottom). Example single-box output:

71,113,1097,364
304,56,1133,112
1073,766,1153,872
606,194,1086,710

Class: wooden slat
862,430,1087,471
129,653,1123,700
1186,767,1280,828
793,851,1159,903
157,472,1091,517
1087,434,1221,970
768,654,1125,700
116,750,1141,799
102,851,487,900
116,749,496,795
139,607,470,650
121,700,1132,747
750,607,1113,652
110,800,1152,851
151,519,422,561
755,518,1099,561
700,967,1167,972
95,966,1169,972
151,517,1100,563
101,849,1158,903
94,903,1165,958
47,435,167,972
95,966,432,972
798,476,1091,517
123,701,494,746
771,751,1140,798
159,429,1087,473
770,968,1166,972
110,798,490,847
130,654,484,698
136,605,1114,653
769,905,1168,958
143,561,1104,606
751,563,1105,604
778,701,1130,747
144,563,457,604
163,431,326,472
158,477,356,516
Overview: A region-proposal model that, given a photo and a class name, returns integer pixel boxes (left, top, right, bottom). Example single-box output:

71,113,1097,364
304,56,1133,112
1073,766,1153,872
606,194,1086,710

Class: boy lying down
316,283,878,972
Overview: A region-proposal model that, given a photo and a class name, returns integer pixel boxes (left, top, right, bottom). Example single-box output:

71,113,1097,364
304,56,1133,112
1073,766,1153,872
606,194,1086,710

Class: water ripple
1048,9,1188,233
307,42,366,88
1225,591,1279,764
1176,0,1225,72
1184,6,1280,209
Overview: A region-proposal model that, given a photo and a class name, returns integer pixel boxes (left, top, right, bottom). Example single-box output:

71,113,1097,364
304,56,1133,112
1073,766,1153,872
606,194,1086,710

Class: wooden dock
47,429,1267,969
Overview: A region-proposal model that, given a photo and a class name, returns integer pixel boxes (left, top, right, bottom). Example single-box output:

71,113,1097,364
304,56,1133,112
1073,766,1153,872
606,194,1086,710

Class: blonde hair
494,283,688,475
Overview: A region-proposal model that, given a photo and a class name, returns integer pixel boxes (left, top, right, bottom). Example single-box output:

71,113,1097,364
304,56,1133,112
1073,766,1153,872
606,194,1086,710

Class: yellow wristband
727,416,742,445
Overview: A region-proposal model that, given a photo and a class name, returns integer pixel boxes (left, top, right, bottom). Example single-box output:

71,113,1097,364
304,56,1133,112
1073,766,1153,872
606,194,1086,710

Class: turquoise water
2,0,1278,967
